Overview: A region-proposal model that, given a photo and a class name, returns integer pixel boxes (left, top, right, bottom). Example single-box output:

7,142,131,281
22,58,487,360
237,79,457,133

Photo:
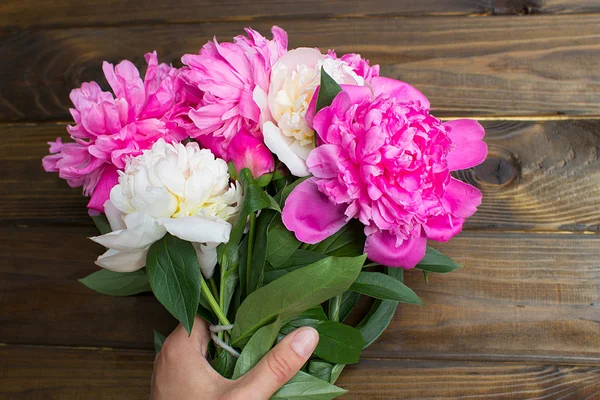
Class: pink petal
228,129,275,178
306,144,342,179
306,84,372,130
282,178,348,244
444,119,488,171
443,178,482,219
364,230,427,269
371,76,430,109
423,214,464,242
87,165,119,213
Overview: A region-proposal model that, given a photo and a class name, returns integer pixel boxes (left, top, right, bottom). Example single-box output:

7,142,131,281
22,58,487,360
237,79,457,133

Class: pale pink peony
282,79,487,268
180,26,288,154
43,52,188,213
327,50,380,83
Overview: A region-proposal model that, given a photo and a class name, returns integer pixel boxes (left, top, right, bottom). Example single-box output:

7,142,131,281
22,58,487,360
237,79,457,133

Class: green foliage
350,271,424,305
146,234,201,335
153,329,167,354
91,214,111,235
79,269,151,296
231,255,366,346
272,371,346,399
417,246,462,273
316,68,343,114
232,319,282,379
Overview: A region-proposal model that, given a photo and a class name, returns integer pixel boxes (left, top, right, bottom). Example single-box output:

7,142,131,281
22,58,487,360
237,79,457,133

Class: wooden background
1,0,600,398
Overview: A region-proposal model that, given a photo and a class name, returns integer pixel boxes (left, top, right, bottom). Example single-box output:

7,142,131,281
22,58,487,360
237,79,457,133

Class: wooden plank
5,119,600,232
2,14,600,121
1,224,599,362
0,345,153,400
2,1,600,30
365,232,600,363
1,345,599,399
0,225,177,349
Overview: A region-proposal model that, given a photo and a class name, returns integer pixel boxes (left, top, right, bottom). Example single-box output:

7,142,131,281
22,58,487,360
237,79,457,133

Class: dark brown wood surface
1,0,599,398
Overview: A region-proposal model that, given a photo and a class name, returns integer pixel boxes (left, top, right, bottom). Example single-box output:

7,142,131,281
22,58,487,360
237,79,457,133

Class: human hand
151,316,320,400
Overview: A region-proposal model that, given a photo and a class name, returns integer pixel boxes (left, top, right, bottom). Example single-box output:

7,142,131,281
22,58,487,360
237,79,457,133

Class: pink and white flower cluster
44,26,487,271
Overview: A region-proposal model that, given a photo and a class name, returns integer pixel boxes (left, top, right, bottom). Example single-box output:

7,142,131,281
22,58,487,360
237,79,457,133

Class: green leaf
272,371,346,399
417,246,462,273
222,266,239,317
232,319,282,379
277,250,327,270
308,360,333,382
79,268,151,297
256,172,273,187
338,291,361,322
227,161,239,181
356,268,403,349
281,320,364,364
153,329,167,354
247,210,278,295
316,67,343,114
307,220,364,257
147,234,201,335
197,303,217,325
211,349,236,379
231,255,366,346
275,176,309,206
295,306,328,321
423,270,429,283
266,216,302,268
91,214,111,235
350,271,424,305
329,364,345,385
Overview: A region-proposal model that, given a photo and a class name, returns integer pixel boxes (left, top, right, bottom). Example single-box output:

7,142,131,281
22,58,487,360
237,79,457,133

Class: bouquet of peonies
43,26,487,398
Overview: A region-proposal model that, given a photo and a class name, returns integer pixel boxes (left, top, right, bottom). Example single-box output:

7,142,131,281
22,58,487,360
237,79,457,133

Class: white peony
91,138,242,278
253,48,364,177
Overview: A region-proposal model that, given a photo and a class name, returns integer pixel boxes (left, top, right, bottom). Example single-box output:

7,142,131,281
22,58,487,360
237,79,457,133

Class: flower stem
245,212,257,295
328,294,342,322
200,278,231,326
209,277,219,300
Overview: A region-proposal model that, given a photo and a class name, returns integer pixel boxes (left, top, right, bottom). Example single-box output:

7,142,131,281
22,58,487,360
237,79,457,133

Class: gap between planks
3,343,600,367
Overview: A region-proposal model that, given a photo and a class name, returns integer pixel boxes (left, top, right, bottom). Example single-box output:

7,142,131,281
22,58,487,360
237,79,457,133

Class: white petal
156,158,186,197
104,200,126,231
95,248,147,272
263,121,310,177
290,141,314,161
193,242,218,279
131,186,178,219
253,86,272,126
158,216,231,244
184,172,214,207
110,184,133,215
91,212,166,251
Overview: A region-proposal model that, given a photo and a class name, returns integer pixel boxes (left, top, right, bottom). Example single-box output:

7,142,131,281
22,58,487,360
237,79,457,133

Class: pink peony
282,78,487,268
327,50,380,83
195,128,275,179
43,52,188,213
180,26,288,154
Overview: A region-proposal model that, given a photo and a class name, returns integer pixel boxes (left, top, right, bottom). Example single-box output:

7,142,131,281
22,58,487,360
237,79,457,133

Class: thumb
234,327,319,399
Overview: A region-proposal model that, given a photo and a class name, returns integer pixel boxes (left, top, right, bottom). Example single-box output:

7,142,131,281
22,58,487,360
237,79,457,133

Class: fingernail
290,327,319,357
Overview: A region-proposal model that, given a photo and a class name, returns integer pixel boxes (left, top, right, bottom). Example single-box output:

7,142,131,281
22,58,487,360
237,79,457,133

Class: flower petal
158,216,231,244
443,178,483,219
104,200,126,231
282,178,348,244
371,76,430,109
87,165,119,213
95,248,147,272
364,230,427,269
444,119,488,171
263,121,310,177
423,214,464,242
90,212,166,250
193,242,219,279
306,144,342,179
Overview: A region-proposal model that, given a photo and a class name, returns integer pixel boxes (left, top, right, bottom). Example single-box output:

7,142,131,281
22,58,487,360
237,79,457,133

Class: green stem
245,212,257,295
209,277,219,301
328,295,342,322
201,278,231,326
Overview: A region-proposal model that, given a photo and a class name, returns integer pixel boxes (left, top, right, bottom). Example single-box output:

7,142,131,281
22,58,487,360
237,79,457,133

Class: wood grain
2,14,600,121
0,226,177,349
365,232,600,363
2,225,599,363
6,119,600,233
2,0,599,29
1,345,599,399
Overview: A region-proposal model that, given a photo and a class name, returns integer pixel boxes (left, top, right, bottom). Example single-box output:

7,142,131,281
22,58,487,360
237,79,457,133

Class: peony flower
42,52,188,213
282,79,487,269
180,26,288,150
195,128,275,179
91,138,242,278
253,48,364,177
327,50,380,83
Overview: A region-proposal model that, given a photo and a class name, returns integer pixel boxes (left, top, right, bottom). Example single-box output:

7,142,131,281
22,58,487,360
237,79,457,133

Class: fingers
160,316,211,359
234,327,319,399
